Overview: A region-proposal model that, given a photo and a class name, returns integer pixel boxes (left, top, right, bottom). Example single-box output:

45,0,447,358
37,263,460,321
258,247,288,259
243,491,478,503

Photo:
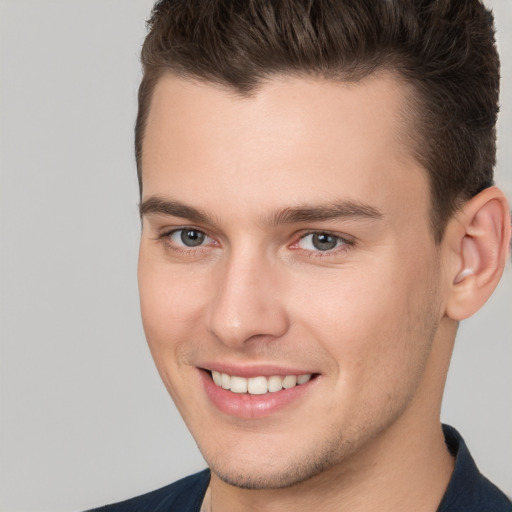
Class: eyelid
158,226,218,249
158,225,206,238
291,230,355,253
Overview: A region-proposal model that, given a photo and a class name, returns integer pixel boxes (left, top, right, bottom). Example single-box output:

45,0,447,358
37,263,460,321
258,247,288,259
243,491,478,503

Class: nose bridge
207,244,288,346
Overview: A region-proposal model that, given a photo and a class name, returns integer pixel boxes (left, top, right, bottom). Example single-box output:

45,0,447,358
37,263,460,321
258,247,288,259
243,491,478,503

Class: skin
137,73,474,511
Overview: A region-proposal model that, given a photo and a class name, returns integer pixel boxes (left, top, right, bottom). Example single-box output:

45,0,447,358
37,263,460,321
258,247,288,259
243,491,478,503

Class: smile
211,371,313,395
200,367,318,418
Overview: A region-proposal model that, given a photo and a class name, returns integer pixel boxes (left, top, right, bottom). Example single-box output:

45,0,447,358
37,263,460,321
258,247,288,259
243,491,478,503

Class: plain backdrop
0,1,510,511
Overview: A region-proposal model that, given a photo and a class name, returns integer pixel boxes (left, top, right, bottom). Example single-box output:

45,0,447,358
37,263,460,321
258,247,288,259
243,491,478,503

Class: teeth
282,375,297,389
268,375,283,392
230,376,248,394
212,371,222,386
210,371,312,395
247,376,268,395
297,374,311,385
221,373,231,389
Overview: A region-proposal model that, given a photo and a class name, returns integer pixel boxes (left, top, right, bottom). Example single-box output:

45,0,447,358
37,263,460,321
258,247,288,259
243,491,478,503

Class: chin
197,429,350,490
209,460,331,490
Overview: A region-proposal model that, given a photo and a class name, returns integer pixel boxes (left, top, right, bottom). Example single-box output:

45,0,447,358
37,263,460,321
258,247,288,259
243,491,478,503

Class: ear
445,186,511,321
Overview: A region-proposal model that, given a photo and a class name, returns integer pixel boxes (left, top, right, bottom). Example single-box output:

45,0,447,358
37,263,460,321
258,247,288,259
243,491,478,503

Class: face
138,73,448,489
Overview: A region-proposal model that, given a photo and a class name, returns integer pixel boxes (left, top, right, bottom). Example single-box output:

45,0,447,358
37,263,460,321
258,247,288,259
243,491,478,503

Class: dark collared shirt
437,425,510,511
89,425,511,511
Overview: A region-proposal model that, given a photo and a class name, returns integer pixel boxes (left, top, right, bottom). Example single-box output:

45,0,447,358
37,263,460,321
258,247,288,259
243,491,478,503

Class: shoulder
438,425,511,512
86,469,210,512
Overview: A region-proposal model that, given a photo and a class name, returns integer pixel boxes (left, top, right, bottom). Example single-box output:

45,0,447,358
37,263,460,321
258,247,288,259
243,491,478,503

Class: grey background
0,1,510,511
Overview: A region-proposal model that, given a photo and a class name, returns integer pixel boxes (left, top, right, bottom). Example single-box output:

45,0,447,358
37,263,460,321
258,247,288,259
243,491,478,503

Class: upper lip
198,362,318,378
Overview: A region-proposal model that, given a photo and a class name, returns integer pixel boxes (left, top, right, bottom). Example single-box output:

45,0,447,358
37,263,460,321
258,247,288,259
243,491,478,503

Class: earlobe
445,186,511,321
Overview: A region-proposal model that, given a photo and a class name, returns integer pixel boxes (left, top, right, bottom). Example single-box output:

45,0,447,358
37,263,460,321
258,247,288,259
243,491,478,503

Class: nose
206,250,290,347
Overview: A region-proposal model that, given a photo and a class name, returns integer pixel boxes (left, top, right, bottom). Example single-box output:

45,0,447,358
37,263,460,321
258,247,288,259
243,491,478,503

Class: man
91,1,511,510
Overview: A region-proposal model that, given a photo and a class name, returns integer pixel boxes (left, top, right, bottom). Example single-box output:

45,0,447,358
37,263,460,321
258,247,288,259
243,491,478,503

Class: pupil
181,229,205,247
312,233,337,251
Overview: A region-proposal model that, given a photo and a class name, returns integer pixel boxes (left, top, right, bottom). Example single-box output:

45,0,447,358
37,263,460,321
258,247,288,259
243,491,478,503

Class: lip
198,367,319,419
199,362,316,378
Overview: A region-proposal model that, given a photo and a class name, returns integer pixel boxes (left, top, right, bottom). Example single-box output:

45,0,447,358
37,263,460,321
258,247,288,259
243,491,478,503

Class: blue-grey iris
312,233,338,251
181,229,205,247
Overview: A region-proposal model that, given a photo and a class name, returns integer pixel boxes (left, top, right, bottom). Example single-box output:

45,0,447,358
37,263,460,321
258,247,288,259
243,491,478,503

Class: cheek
137,256,212,418
137,254,207,363
290,263,435,399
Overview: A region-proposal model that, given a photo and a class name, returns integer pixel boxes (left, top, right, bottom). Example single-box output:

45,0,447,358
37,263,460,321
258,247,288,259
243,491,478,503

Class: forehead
141,73,429,228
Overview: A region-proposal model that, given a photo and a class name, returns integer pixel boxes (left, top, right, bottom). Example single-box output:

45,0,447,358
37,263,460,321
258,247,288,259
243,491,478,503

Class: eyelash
291,231,355,257
157,227,355,257
158,227,216,254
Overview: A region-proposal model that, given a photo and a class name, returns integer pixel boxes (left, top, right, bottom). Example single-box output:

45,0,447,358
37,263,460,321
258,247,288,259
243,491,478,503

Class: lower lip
200,370,316,419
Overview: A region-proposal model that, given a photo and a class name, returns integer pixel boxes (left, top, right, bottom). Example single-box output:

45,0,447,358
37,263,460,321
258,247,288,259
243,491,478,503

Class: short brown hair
136,0,500,242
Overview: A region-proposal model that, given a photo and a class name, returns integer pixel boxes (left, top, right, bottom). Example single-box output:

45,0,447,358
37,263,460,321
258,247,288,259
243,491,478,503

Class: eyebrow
139,196,384,226
266,201,383,225
140,196,215,225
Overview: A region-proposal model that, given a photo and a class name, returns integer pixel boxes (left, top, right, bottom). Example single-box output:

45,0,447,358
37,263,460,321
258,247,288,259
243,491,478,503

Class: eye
169,228,210,248
297,232,347,252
